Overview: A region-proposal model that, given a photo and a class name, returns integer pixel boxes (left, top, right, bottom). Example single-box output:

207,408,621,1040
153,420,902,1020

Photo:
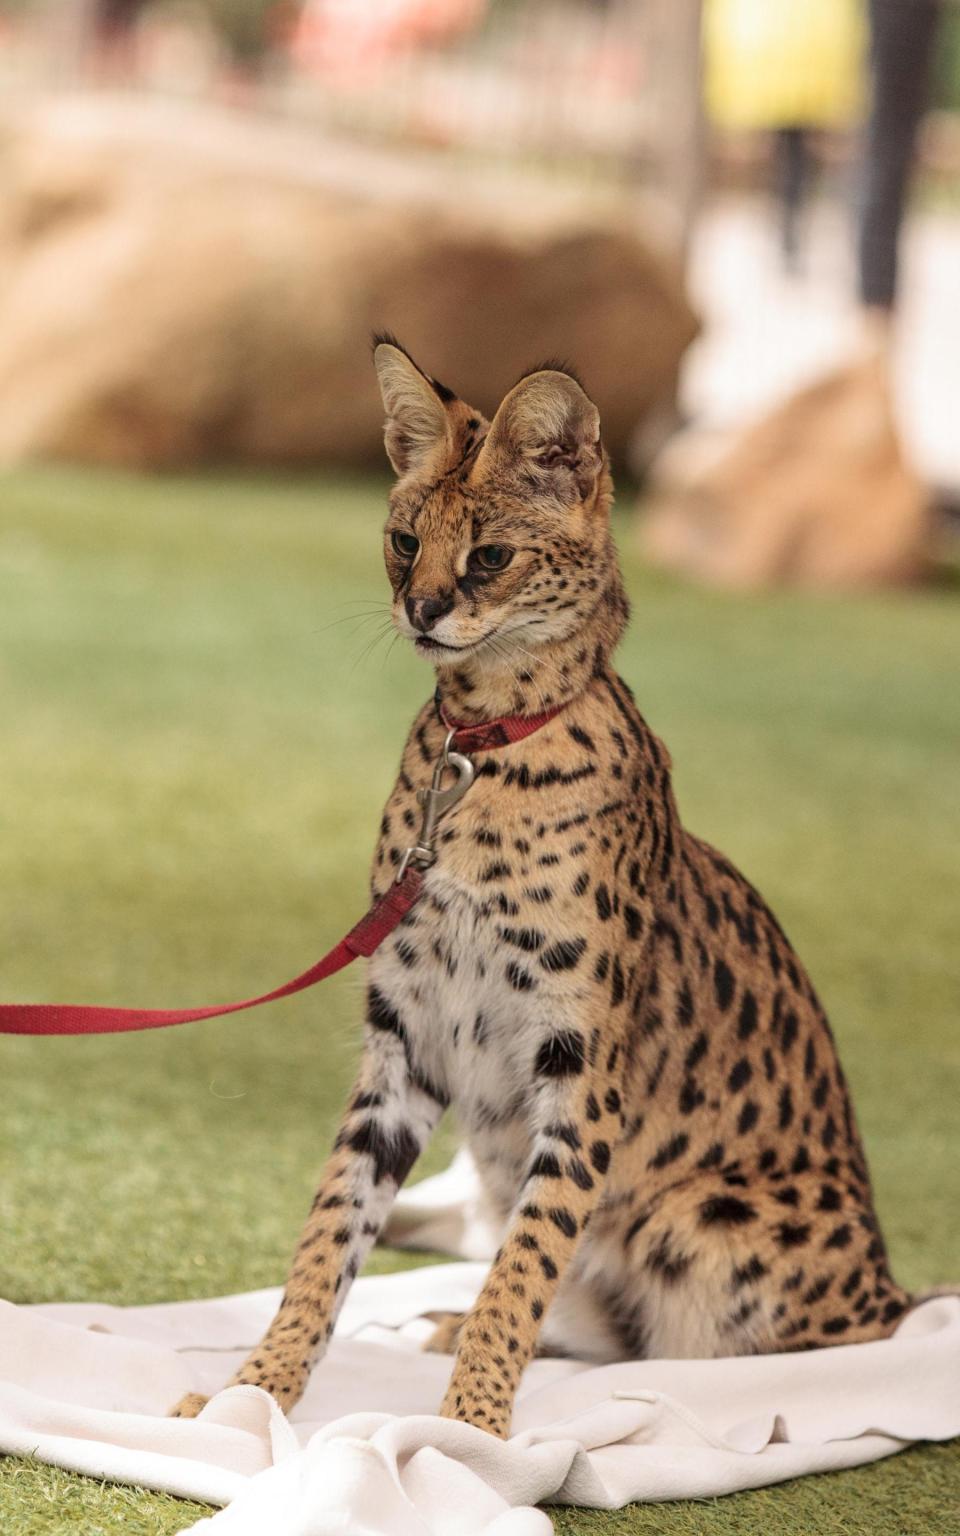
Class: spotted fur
172,341,910,1435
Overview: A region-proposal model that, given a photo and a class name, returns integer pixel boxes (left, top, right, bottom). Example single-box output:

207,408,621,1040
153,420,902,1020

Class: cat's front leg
171,982,446,1417
440,1012,624,1437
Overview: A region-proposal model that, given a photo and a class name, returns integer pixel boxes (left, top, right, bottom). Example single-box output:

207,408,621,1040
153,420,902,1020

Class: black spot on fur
481,861,512,883
506,961,536,992
567,724,596,751
500,927,545,953
547,1121,582,1150
590,1140,611,1174
737,990,758,1039
728,1058,752,1093
624,904,644,939
824,1223,853,1250
802,1275,832,1305
367,987,405,1040
685,1032,708,1072
648,1132,689,1170
700,1195,757,1226
678,1077,705,1114
646,1232,692,1284
610,957,626,1007
777,1222,812,1249
737,1100,760,1135
675,980,695,1028
791,1145,811,1175
535,1031,585,1077
540,937,587,973
731,1255,768,1289
714,959,735,1011
624,1211,650,1247
568,1159,595,1191
344,1120,419,1186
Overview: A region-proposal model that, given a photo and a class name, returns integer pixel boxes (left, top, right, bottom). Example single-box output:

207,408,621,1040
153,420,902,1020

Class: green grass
0,463,957,1534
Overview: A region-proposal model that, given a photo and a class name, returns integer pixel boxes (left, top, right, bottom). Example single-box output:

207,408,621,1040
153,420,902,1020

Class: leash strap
0,869,424,1036
0,700,567,1038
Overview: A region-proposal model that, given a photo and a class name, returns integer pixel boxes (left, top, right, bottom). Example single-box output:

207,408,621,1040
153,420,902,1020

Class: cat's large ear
373,338,454,477
479,368,602,501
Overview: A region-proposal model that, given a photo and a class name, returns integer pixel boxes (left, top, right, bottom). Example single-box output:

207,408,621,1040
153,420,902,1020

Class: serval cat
173,337,910,1436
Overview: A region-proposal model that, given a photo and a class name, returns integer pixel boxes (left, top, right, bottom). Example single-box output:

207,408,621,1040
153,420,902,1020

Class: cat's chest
367,864,551,1123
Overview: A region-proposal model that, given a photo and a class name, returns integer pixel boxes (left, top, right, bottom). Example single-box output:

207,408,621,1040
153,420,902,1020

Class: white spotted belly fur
370,863,636,1363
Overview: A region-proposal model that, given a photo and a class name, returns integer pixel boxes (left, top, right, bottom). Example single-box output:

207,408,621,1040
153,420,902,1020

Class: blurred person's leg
89,0,145,81
859,0,942,312
774,125,811,274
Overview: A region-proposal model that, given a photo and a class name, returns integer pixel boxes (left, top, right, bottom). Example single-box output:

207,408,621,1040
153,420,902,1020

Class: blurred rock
641,354,933,587
0,96,697,470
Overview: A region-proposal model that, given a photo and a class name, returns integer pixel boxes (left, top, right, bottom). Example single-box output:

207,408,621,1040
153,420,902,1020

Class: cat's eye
391,531,420,560
473,545,513,572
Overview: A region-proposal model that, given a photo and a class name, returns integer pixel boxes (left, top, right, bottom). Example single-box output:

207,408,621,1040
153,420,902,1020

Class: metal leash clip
396,729,475,881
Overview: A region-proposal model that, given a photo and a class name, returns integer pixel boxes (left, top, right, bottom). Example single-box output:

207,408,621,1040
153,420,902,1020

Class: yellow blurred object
704,0,866,131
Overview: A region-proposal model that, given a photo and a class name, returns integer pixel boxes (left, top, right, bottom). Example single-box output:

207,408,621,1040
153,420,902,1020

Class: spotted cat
173,337,911,1435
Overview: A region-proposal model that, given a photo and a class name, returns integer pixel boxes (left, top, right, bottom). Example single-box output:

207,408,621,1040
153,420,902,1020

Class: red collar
438,698,569,753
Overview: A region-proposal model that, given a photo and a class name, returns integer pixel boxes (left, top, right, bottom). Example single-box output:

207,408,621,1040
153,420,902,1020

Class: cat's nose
405,592,454,633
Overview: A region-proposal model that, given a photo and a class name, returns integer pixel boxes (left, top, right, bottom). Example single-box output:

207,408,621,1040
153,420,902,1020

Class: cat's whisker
486,634,549,715
314,612,392,638
491,633,552,712
499,634,567,691
313,602,393,638
381,632,404,671
348,621,396,675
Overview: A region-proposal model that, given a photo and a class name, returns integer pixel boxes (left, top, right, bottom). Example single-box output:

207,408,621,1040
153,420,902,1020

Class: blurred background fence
0,0,958,585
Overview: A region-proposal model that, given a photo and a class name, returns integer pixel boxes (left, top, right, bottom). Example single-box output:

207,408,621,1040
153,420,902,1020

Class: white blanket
1,1159,958,1535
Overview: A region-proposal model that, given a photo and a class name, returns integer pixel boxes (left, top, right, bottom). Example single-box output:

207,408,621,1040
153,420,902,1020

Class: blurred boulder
641,354,932,587
0,96,697,470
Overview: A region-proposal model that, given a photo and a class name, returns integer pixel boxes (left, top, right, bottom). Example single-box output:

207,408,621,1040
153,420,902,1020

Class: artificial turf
0,463,957,1534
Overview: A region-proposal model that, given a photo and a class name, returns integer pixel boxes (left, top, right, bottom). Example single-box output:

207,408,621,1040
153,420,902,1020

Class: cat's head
373,336,618,679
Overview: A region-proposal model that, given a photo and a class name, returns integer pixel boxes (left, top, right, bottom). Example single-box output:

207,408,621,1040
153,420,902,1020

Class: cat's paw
170,1392,209,1418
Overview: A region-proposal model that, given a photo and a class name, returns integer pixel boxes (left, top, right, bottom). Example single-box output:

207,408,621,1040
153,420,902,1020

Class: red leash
0,703,565,1037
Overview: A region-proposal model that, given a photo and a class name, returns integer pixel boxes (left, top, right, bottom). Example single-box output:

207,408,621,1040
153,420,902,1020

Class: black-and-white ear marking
482,368,602,500
372,337,455,477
